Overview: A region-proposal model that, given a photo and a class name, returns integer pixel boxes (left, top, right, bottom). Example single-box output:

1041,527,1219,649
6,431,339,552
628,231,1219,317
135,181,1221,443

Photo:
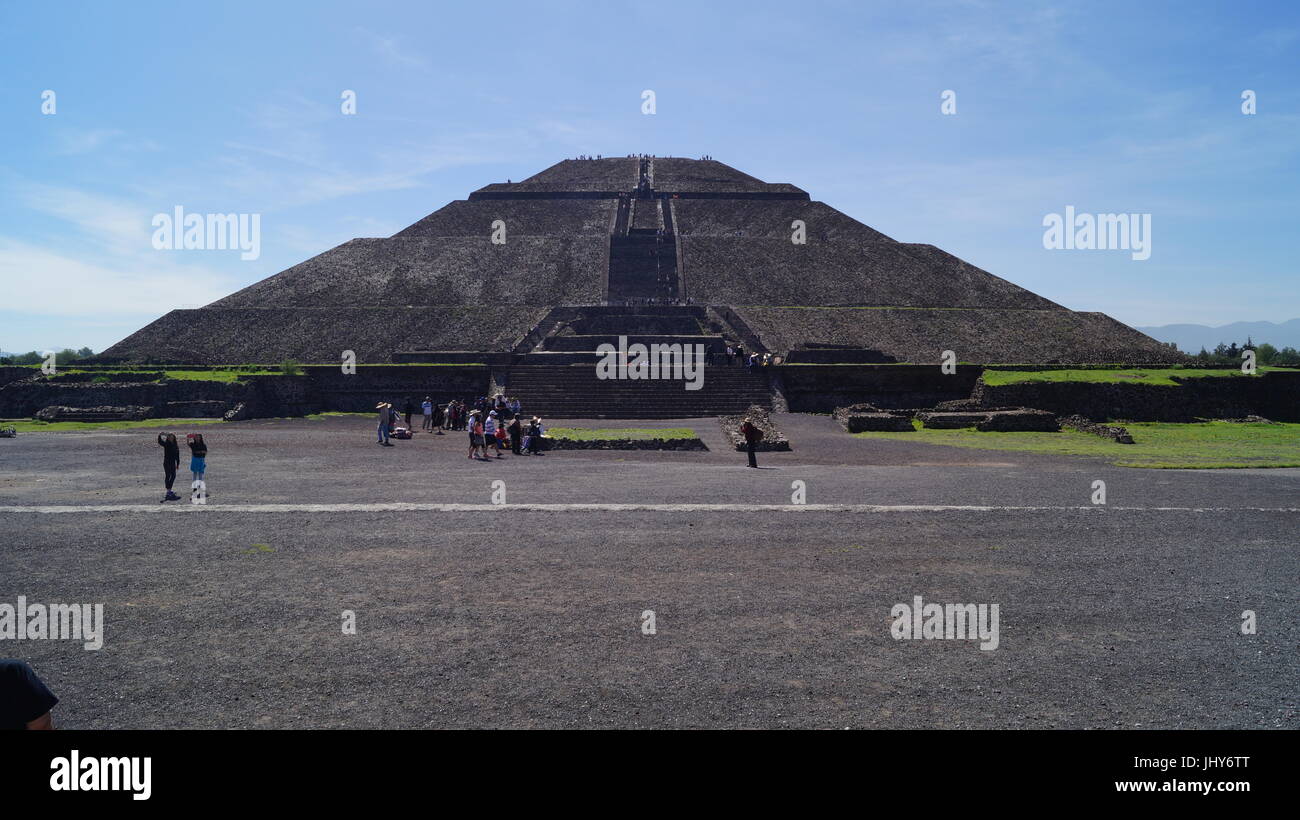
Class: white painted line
0,503,1296,515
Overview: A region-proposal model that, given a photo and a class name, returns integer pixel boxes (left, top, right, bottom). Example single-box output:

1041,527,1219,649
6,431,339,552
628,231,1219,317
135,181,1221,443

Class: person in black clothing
403,398,414,428
526,417,543,455
740,417,763,468
157,432,181,502
0,659,58,729
508,414,522,455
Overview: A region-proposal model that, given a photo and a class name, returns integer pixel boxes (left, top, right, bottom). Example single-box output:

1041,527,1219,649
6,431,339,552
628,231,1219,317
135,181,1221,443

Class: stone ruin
835,401,1060,433
719,405,792,451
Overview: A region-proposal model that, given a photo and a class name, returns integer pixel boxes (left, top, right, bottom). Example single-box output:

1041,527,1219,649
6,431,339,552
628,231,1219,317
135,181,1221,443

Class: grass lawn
0,417,227,433
854,420,1300,468
48,368,280,383
548,427,697,441
981,367,1284,386
156,369,277,382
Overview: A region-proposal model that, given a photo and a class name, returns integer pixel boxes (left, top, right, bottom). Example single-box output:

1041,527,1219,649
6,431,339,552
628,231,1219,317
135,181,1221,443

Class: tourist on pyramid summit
421,396,433,431
403,398,414,428
508,396,521,417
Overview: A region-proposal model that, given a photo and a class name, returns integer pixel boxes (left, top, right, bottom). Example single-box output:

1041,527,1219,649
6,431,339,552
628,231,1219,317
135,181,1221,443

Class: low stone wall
784,348,898,364
779,364,981,412
0,366,492,420
915,411,989,429
915,409,1059,431
544,436,708,451
1060,415,1135,444
0,367,38,387
303,366,489,414
0,379,246,418
841,413,915,432
973,371,1300,422
975,409,1059,432
35,405,153,422
833,403,914,432
48,371,167,383
159,400,232,418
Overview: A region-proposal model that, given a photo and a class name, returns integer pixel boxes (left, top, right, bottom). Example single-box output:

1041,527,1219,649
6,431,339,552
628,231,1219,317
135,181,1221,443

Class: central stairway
506,364,771,419
508,305,772,418
500,166,772,419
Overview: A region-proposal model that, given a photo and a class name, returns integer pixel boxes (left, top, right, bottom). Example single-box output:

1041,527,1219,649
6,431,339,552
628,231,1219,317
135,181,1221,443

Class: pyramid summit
102,155,1178,366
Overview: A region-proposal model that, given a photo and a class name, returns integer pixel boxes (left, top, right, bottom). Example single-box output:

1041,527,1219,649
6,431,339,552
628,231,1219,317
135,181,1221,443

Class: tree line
1192,339,1300,366
0,347,95,366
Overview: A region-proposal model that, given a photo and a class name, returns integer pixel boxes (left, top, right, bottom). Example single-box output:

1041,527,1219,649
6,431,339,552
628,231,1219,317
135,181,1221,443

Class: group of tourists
441,395,522,431
713,344,778,370
372,393,547,459
464,409,546,460
155,431,208,502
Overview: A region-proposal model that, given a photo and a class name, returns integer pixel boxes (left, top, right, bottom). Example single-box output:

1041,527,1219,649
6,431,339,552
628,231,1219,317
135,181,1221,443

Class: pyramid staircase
505,364,771,419
508,305,772,418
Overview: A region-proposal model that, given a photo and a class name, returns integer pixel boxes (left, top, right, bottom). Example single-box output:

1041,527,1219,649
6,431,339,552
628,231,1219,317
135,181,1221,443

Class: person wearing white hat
485,411,504,458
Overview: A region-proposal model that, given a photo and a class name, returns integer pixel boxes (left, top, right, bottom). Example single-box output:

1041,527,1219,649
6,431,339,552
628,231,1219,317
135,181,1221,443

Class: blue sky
2,0,1297,352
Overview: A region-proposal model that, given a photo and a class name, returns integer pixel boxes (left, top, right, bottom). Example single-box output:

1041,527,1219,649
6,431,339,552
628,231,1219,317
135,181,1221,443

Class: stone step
541,334,726,352
504,362,771,418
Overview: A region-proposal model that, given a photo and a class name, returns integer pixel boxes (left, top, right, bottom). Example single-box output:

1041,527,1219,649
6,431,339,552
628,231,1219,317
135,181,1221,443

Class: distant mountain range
1136,319,1300,353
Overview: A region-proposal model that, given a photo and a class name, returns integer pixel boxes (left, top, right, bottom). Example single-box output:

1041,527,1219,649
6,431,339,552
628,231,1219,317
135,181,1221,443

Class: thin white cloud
52,128,124,155
20,183,153,256
357,28,432,72
0,239,235,316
